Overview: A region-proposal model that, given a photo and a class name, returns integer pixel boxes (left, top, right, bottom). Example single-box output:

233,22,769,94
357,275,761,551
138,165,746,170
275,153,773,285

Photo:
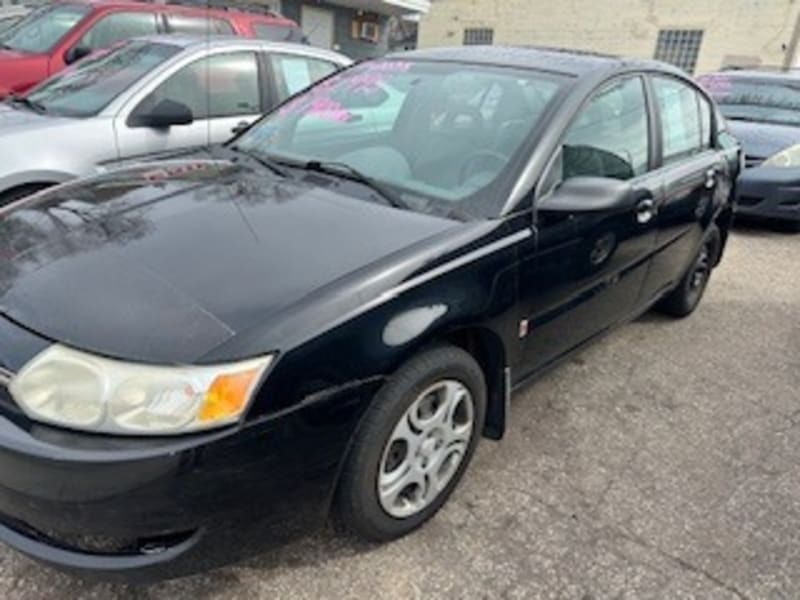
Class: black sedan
698,70,800,230
0,46,738,581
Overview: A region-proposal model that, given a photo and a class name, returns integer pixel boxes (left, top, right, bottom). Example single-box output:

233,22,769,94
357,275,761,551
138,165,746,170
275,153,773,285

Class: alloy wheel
377,380,475,519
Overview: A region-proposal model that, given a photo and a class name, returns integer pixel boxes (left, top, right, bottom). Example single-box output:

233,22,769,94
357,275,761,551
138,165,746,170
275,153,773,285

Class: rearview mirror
539,177,634,213
64,45,91,65
128,99,194,129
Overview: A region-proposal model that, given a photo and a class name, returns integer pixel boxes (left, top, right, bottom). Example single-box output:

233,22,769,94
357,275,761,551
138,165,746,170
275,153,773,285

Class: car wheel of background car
335,345,487,542
0,184,52,208
656,225,722,318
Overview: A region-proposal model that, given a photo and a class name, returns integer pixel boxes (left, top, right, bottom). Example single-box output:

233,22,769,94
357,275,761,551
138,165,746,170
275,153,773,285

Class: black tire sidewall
336,345,487,542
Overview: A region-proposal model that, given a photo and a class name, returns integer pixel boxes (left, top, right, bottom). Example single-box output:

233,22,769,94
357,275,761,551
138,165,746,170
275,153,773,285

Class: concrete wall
419,0,800,74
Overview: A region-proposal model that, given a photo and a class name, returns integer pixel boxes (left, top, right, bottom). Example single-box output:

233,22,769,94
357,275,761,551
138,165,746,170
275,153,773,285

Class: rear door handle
705,167,718,189
635,198,656,225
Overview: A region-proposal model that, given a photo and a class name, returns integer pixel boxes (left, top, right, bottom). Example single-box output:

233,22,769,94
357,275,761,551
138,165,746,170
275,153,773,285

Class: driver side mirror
538,176,635,214
128,98,194,130
64,45,92,65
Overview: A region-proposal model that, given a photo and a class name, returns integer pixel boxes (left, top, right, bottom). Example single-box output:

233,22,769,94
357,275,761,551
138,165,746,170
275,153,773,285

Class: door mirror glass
64,45,91,65
129,98,194,129
539,176,634,213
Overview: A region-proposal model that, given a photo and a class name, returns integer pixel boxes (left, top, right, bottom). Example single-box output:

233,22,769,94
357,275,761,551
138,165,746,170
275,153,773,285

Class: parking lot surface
0,227,797,600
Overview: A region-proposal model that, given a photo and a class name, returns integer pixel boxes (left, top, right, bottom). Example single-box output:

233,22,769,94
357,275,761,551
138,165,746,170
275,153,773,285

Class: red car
0,0,303,98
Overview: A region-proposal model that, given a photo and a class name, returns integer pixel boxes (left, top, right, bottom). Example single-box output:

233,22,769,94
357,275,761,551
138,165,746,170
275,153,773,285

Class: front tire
335,345,486,542
656,225,721,318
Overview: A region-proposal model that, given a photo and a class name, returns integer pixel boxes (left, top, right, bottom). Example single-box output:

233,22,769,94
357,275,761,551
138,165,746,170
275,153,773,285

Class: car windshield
698,73,800,127
235,59,564,219
24,41,180,118
0,4,91,54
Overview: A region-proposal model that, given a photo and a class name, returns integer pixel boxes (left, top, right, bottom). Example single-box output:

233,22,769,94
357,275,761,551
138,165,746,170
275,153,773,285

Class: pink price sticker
697,74,732,97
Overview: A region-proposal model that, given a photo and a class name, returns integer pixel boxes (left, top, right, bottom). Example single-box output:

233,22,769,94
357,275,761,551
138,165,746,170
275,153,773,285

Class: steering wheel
458,150,508,185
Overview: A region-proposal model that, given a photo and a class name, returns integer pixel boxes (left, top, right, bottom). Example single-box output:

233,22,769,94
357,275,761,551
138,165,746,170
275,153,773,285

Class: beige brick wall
419,0,800,74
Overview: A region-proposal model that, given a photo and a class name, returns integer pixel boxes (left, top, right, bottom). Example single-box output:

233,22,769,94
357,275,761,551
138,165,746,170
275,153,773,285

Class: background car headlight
9,345,272,435
762,144,800,168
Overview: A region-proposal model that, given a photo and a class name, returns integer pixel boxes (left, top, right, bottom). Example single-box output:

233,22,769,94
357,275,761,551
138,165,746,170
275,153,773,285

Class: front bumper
0,372,377,582
736,167,800,223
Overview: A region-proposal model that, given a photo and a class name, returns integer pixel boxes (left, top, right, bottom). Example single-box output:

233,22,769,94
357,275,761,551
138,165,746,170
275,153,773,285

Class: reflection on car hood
0,159,459,364
728,120,800,162
0,103,77,134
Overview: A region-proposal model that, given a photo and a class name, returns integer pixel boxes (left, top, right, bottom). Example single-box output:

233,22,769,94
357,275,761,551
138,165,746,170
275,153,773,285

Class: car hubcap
378,380,474,519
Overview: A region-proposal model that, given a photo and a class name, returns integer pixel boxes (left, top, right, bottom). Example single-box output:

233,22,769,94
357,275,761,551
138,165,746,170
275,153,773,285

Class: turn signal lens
199,368,262,422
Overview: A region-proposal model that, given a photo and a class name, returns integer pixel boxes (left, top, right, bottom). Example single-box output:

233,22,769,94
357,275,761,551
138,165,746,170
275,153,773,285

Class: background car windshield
699,74,800,127
0,4,91,54
26,41,180,118
236,60,563,218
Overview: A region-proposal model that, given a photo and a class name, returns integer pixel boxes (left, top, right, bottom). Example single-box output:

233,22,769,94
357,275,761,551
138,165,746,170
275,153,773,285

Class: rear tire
0,184,52,208
656,225,721,318
335,345,486,542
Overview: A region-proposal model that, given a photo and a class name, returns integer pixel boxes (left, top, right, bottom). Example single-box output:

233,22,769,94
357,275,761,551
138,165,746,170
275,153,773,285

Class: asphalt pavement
1,225,797,600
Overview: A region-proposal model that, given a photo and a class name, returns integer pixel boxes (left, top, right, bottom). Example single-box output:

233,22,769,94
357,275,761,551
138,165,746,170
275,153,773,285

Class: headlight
9,345,272,435
762,144,800,168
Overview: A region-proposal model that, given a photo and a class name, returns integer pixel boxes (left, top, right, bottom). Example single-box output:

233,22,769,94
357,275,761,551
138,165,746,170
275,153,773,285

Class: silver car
0,35,351,204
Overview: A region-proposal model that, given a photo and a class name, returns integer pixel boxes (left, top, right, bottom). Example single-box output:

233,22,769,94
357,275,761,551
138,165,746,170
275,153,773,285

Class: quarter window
270,54,339,100
79,12,159,51
562,77,650,181
138,52,261,121
653,77,705,163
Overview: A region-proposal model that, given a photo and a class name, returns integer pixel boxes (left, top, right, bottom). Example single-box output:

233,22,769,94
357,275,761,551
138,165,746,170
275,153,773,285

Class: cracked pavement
0,226,798,599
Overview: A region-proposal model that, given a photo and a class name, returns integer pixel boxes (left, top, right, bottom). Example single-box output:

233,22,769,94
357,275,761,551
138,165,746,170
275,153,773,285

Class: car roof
134,34,352,64
55,0,294,22
395,45,683,78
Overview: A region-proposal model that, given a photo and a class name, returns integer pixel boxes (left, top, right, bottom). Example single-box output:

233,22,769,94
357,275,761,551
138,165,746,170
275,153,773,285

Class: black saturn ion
0,46,738,581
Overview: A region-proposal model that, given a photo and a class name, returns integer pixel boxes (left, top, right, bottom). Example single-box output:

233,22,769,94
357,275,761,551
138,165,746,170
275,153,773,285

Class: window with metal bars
463,27,494,46
654,29,704,74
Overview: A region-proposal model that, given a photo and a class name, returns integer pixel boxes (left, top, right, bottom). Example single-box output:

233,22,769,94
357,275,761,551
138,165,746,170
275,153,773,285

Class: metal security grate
463,27,494,46
655,29,704,74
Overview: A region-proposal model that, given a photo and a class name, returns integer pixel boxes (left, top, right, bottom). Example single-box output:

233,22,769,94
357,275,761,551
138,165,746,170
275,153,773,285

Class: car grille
738,195,764,207
745,156,764,169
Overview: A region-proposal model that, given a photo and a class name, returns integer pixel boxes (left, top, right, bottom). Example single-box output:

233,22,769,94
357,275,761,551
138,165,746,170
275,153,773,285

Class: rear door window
652,76,705,164
165,14,234,36
78,11,159,51
270,54,339,100
562,76,650,181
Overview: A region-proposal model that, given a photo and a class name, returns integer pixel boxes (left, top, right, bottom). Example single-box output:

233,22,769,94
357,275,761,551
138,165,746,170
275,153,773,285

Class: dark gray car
698,70,800,229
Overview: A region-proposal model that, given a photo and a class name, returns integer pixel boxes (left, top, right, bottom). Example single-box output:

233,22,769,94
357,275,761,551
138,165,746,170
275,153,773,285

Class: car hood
0,159,460,364
0,50,48,95
0,103,76,134
727,120,800,163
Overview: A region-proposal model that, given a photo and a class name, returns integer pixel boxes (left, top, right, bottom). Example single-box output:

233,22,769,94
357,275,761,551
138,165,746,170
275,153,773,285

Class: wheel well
0,182,56,205
442,327,508,441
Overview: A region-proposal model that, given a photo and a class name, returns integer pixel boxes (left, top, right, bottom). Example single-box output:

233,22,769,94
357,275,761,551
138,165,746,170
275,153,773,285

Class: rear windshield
253,22,306,43
698,73,800,127
26,41,180,118
0,4,91,54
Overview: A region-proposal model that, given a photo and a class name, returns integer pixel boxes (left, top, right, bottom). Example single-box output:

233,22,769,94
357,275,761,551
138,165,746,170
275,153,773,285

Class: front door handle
231,121,250,135
635,198,656,225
